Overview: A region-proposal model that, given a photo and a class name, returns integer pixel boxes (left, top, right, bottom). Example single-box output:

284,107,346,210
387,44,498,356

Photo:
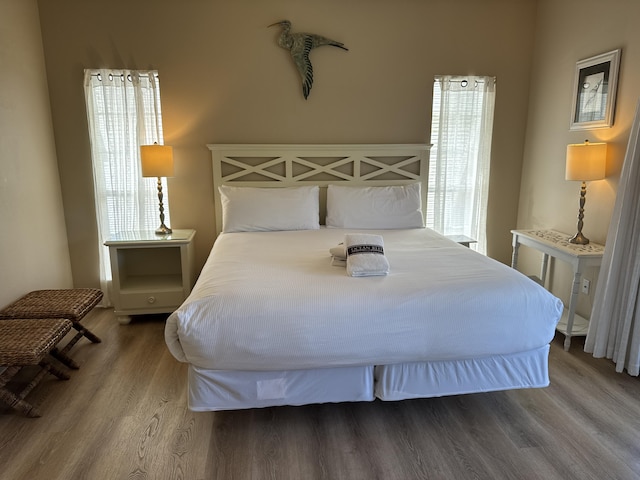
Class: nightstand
105,229,196,324
445,235,477,248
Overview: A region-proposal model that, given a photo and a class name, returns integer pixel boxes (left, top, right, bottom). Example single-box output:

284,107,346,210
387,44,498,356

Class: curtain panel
84,69,168,305
585,99,640,376
428,75,496,254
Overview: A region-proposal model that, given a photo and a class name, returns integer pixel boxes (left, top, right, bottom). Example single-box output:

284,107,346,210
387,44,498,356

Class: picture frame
570,49,621,130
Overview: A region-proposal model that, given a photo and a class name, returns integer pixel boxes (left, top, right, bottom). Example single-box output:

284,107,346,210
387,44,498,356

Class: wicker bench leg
0,385,42,418
0,360,70,418
49,347,81,369
75,324,101,344
56,325,101,362
47,323,101,370
0,366,33,414
40,358,70,381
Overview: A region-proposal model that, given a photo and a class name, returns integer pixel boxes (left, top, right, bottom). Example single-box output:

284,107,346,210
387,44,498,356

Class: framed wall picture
570,48,621,130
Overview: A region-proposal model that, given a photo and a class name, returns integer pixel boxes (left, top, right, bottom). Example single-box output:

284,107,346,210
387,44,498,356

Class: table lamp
565,140,607,245
140,143,174,235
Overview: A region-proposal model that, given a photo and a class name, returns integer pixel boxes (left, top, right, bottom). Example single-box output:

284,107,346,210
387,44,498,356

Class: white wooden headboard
208,144,431,235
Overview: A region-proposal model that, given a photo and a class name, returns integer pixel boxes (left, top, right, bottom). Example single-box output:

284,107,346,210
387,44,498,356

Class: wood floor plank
1,309,640,480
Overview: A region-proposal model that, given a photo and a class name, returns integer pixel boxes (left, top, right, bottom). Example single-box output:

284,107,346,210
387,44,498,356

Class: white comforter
165,228,563,371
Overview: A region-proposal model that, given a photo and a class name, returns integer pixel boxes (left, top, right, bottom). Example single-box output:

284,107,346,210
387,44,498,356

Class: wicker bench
0,289,103,369
0,319,73,417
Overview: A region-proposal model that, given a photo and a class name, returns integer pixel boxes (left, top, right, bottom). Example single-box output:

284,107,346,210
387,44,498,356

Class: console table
510,229,605,351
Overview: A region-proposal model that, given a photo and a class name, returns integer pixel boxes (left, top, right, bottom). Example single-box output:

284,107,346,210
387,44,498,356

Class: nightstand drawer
119,290,185,310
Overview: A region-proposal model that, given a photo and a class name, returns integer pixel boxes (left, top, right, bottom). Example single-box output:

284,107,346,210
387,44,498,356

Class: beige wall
37,0,537,287
7,0,637,318
518,0,640,314
0,0,72,308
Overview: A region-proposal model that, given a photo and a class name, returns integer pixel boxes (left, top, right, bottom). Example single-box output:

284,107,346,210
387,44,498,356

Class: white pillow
219,185,320,233
325,183,424,229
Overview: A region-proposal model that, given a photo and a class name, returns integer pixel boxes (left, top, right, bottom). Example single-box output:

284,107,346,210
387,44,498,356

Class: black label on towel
347,244,384,256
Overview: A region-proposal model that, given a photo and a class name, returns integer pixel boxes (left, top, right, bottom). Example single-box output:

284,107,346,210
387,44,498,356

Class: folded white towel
344,233,390,277
329,243,346,260
331,257,346,267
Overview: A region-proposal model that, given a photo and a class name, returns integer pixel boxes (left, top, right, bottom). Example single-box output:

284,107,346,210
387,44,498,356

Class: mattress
165,228,563,371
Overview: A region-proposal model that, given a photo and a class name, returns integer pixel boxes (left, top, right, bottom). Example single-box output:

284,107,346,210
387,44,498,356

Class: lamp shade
140,144,174,178
565,141,607,181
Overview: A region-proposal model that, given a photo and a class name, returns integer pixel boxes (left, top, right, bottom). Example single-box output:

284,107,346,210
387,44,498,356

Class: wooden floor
1,308,640,480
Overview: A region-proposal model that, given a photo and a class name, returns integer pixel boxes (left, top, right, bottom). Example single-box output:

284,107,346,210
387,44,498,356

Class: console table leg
511,239,520,269
539,254,549,287
564,270,582,351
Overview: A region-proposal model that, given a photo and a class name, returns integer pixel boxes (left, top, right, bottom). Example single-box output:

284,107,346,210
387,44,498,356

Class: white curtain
84,69,167,305
585,99,640,376
427,75,496,254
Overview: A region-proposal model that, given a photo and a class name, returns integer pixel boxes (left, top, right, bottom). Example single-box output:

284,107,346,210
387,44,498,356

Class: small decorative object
268,20,348,99
140,143,174,235
565,140,607,244
570,49,621,130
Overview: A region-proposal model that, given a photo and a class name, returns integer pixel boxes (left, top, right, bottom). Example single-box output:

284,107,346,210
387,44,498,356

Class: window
427,75,496,254
84,69,168,303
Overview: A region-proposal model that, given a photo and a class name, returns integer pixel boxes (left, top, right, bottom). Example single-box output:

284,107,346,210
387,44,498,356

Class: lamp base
569,181,589,245
153,176,171,235
155,224,172,235
569,231,589,245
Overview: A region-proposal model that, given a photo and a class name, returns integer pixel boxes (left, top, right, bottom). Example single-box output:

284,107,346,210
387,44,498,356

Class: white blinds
84,69,168,303
427,75,496,254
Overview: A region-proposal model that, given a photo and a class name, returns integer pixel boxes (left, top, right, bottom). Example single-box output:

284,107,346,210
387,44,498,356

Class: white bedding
165,228,563,372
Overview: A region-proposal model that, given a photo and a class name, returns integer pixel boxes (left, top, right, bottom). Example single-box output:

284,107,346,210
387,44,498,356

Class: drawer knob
147,296,156,304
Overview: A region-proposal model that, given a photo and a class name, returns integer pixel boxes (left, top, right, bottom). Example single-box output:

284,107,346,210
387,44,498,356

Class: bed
165,144,563,411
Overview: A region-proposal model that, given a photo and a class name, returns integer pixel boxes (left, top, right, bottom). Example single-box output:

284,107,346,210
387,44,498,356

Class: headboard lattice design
208,144,431,235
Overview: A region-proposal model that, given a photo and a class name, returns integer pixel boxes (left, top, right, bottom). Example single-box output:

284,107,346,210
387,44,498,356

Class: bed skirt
188,365,375,411
186,345,550,411
374,345,550,400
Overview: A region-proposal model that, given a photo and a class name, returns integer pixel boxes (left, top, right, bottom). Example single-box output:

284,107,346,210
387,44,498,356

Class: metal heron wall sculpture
268,20,348,99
